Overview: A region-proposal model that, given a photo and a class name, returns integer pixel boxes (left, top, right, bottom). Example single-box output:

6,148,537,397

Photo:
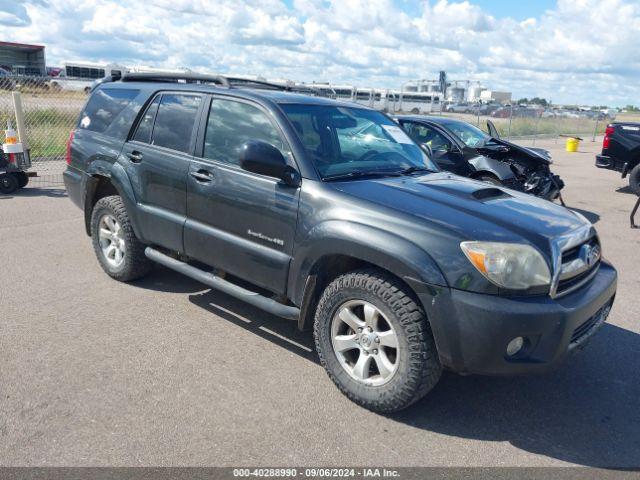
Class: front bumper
421,260,617,375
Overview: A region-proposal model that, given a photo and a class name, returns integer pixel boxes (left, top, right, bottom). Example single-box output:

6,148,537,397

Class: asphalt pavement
0,138,638,467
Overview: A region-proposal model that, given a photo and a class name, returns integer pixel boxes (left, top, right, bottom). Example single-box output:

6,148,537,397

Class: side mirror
239,140,300,186
420,143,433,158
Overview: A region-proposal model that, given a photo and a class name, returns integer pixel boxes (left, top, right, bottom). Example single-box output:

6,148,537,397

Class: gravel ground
0,138,638,468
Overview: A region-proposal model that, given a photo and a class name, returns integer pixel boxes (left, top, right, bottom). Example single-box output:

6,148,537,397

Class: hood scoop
471,187,511,201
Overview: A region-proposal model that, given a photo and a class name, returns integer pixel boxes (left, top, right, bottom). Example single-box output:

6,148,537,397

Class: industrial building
0,41,46,76
480,90,512,104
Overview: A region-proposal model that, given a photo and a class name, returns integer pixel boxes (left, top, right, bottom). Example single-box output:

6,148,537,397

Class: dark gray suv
64,73,617,412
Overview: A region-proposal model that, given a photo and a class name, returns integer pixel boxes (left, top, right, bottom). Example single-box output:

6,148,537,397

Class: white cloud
2,0,640,105
0,0,32,26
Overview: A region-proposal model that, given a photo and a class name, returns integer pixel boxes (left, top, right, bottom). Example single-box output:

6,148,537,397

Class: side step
144,247,300,320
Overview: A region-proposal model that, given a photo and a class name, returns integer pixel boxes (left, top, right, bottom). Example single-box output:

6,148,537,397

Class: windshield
443,120,491,148
281,104,438,179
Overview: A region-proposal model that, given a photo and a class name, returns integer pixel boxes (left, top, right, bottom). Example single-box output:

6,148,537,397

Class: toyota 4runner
64,72,617,412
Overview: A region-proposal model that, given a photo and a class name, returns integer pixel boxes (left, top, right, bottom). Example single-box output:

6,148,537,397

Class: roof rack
91,71,316,94
120,71,230,87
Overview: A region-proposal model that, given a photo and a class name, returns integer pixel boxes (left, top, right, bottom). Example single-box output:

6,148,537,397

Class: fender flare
288,220,448,308
84,160,144,240
468,155,516,181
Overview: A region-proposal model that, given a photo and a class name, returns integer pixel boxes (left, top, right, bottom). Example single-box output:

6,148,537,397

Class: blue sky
472,0,556,19
2,0,638,106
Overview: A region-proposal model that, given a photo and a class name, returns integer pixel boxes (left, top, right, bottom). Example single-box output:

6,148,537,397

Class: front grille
556,237,601,297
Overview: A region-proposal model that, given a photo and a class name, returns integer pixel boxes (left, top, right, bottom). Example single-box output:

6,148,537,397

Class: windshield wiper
398,166,438,175
322,169,403,181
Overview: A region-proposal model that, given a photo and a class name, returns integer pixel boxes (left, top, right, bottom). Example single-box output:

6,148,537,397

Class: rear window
79,88,139,133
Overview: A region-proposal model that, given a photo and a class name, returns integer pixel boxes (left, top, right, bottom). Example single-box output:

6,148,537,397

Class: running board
144,247,300,320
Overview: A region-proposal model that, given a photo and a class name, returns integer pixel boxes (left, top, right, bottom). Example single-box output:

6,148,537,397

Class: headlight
460,241,551,290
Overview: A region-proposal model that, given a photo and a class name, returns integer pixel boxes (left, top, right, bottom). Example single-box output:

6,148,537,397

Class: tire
0,173,18,194
476,173,502,186
90,195,152,282
411,108,420,114
14,172,29,188
628,164,640,196
314,268,441,413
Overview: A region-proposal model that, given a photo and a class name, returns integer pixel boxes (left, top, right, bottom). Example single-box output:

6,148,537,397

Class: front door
400,120,473,176
184,96,300,295
122,92,203,252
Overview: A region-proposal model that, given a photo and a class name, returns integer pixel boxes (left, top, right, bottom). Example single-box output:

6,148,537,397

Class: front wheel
314,269,441,413
628,164,640,196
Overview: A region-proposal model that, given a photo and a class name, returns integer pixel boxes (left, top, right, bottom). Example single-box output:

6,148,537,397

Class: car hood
483,138,552,164
332,172,587,253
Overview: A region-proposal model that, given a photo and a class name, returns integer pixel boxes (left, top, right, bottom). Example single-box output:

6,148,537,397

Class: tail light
65,129,75,165
602,125,614,150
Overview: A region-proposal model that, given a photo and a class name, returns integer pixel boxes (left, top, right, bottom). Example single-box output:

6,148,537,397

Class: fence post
592,116,600,142
533,112,541,146
11,92,28,149
507,104,513,140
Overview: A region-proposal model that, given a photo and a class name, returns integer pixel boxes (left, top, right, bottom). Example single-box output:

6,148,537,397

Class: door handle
190,169,214,183
128,151,143,163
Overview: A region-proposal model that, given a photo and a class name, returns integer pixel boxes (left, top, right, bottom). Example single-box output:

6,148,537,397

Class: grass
1,107,76,160
456,114,608,139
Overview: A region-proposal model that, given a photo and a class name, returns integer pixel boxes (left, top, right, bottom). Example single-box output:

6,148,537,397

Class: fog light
506,336,524,357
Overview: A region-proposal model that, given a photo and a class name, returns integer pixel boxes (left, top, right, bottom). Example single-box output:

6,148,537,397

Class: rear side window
151,94,201,153
133,96,160,143
204,99,286,165
79,88,139,133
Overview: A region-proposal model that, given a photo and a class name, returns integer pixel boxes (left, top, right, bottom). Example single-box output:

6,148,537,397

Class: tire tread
314,268,441,413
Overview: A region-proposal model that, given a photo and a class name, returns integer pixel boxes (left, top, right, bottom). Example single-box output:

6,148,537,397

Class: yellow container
566,137,579,152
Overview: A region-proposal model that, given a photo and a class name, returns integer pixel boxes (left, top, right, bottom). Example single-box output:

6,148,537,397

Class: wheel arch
468,155,516,181
291,222,448,331
83,161,142,239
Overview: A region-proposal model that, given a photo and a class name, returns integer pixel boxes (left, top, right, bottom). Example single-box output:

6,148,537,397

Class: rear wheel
314,269,441,413
628,164,640,196
0,173,18,194
14,172,29,188
90,195,152,281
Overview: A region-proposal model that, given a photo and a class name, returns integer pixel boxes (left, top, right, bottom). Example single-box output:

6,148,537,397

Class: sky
1,0,639,106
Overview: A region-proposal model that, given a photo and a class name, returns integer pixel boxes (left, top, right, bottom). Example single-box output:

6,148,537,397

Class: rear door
184,96,300,295
122,92,204,252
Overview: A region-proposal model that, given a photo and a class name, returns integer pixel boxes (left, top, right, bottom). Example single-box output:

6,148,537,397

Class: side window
133,96,160,143
151,94,202,154
404,122,451,152
204,99,287,166
78,88,139,133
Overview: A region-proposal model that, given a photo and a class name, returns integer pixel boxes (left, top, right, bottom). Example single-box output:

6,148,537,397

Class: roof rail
89,71,316,95
121,71,230,87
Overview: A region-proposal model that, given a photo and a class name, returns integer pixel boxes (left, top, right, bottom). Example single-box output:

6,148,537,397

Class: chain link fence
0,75,614,189
1,75,84,186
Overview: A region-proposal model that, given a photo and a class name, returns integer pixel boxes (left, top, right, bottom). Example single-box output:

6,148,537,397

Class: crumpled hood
332,172,588,253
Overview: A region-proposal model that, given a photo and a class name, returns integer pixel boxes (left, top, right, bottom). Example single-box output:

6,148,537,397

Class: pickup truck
596,122,640,195
63,72,617,413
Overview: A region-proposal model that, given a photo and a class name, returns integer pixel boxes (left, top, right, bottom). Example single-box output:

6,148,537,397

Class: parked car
445,102,472,113
477,103,501,116
396,115,565,201
64,72,617,413
596,122,640,195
